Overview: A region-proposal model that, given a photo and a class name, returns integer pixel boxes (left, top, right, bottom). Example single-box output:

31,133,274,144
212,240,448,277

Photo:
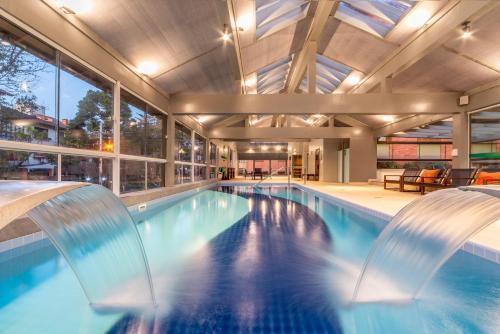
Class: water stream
0,181,156,311
353,186,500,303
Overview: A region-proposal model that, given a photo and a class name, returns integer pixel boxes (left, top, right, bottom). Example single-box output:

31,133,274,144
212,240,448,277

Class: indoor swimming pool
1,185,499,333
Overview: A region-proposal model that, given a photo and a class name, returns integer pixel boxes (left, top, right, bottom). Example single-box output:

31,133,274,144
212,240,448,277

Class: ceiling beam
351,0,498,94
374,114,452,137
209,126,371,140
285,0,338,93
170,93,461,115
227,0,246,94
210,115,248,129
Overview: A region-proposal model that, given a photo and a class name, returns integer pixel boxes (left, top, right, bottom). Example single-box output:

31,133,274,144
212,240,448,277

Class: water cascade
352,186,500,303
0,181,155,311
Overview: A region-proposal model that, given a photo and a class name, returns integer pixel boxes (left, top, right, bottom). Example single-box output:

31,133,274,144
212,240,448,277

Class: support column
452,112,469,168
307,42,317,94
321,139,340,182
329,115,334,128
381,75,393,93
166,115,176,186
349,133,377,182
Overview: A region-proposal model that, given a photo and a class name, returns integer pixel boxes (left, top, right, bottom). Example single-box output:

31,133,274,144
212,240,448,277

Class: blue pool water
0,185,499,333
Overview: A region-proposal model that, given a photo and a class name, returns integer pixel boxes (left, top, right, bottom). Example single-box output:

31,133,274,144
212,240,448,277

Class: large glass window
254,160,269,173
271,160,287,174
147,162,164,189
175,163,192,184
0,149,57,180
61,155,112,188
209,142,217,165
210,166,217,179
194,165,206,181
120,160,145,193
59,55,113,151
120,89,146,156
0,20,57,146
194,133,206,164
145,107,165,158
175,122,191,162
470,110,500,169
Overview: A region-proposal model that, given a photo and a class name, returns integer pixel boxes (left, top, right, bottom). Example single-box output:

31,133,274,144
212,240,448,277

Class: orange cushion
417,169,440,183
475,171,500,185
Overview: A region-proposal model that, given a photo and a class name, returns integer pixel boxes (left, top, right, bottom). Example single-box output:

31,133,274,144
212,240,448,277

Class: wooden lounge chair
402,168,447,194
384,169,421,191
421,168,478,194
253,168,263,180
473,168,500,185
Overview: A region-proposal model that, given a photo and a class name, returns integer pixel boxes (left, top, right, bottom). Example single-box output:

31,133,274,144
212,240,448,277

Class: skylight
335,0,415,37
256,0,310,40
299,54,352,94
257,55,292,94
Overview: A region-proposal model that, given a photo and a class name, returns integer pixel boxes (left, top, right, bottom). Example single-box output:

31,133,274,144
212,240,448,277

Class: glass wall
175,122,192,162
470,111,500,169
194,133,206,164
120,160,145,193
59,55,113,150
147,162,164,189
0,19,57,146
175,163,192,184
0,149,57,180
377,137,452,169
0,18,172,194
209,142,217,166
194,165,206,182
254,160,270,173
61,155,112,188
271,160,287,174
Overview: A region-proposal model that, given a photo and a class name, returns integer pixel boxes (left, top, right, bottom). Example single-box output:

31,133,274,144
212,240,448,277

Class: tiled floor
224,178,500,252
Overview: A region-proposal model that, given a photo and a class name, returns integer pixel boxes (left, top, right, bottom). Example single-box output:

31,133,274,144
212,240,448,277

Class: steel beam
208,126,371,140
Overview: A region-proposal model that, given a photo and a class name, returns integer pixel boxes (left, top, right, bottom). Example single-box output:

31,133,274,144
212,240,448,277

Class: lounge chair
253,168,263,180
384,169,421,191
402,168,447,194
474,168,500,185
421,168,477,194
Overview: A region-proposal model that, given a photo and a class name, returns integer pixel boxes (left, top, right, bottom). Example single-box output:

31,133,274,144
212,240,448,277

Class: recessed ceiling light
461,21,472,39
237,13,252,31
222,24,231,42
261,145,268,151
381,115,395,122
245,77,256,87
346,73,362,85
57,0,91,14
137,61,158,75
407,9,430,28
275,145,281,151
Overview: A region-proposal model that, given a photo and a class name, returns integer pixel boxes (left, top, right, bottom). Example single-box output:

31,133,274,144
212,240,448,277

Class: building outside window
120,160,145,193
209,142,217,166
470,110,500,169
0,149,57,180
175,163,192,184
194,133,206,164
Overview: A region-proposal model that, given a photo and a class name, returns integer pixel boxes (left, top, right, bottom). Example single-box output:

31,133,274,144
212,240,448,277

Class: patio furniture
383,169,421,191
402,168,447,194
421,168,478,194
253,168,263,180
474,168,500,185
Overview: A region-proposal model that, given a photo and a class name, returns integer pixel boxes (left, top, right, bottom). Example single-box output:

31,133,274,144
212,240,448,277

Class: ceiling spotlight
261,145,268,151
57,0,91,14
245,77,256,87
236,14,252,31
381,115,395,122
275,145,281,151
461,21,472,39
137,61,158,75
407,10,430,28
346,73,362,85
222,24,231,42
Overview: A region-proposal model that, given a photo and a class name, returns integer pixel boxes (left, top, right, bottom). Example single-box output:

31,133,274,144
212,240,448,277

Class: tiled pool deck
222,178,500,264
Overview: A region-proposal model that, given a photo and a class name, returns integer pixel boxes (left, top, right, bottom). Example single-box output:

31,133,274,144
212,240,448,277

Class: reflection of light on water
218,198,228,209
248,198,253,211
296,218,305,237
192,199,197,210
274,200,281,222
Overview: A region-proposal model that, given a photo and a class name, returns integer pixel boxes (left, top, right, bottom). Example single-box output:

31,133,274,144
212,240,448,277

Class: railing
252,166,289,189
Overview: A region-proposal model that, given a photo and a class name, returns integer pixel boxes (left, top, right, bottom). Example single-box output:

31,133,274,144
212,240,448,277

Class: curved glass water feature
353,187,500,303
0,181,155,311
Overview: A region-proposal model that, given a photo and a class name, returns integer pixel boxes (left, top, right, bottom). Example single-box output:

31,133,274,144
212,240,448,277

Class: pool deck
222,177,500,256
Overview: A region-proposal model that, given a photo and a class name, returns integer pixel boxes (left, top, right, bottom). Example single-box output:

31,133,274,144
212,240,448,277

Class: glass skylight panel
257,56,292,94
256,0,310,40
299,54,352,94
336,0,415,37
